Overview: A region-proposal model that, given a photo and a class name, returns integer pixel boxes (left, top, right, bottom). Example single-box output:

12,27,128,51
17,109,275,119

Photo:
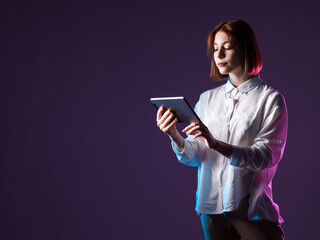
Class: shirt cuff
229,145,243,167
171,139,186,155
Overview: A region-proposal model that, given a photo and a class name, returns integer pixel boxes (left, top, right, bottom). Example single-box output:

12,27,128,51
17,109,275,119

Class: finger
192,132,202,139
186,126,200,135
182,123,198,133
163,118,178,133
157,108,172,126
182,125,198,135
188,123,208,134
159,112,175,129
156,106,164,122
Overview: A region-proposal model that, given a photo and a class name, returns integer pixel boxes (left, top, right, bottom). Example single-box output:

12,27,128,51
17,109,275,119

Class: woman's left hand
182,122,217,149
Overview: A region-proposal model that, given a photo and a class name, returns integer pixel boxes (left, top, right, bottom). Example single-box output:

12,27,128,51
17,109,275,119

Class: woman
156,20,287,240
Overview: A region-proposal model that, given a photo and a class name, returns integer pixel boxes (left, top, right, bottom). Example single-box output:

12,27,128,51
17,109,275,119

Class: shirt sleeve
171,138,202,167
230,93,288,171
170,92,208,167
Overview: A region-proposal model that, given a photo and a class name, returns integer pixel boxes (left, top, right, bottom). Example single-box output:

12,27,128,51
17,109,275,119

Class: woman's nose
218,49,225,58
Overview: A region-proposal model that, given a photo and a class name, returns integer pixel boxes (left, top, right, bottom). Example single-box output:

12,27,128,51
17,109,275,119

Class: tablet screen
150,96,201,123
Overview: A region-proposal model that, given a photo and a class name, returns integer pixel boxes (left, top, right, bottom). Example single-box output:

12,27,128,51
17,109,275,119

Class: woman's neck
228,72,251,87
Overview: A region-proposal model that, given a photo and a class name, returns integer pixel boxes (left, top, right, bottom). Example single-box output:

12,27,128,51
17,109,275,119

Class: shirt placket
226,89,239,141
219,90,238,190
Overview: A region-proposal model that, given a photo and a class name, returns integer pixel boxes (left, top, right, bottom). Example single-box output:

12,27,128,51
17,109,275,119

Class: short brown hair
207,19,263,80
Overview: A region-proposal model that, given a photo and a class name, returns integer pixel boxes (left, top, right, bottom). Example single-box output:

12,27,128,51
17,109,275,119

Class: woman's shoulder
257,82,286,108
259,82,284,98
194,84,226,114
199,83,226,100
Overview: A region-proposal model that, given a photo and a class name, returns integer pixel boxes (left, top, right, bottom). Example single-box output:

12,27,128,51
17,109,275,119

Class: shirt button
226,123,230,128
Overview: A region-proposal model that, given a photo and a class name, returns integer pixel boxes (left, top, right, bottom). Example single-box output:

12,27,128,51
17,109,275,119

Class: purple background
1,0,319,239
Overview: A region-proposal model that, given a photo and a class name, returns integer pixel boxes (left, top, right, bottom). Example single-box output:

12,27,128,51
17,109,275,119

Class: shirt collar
225,75,263,94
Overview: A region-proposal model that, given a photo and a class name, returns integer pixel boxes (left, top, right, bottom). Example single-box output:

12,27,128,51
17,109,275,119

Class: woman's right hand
156,106,178,137
156,106,185,152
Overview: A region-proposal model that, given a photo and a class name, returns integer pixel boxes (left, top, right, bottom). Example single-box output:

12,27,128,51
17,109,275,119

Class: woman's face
213,31,244,77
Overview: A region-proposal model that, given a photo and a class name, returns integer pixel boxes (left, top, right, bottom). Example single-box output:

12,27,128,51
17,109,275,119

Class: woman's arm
156,106,184,152
156,105,204,167
184,94,288,171
183,123,233,158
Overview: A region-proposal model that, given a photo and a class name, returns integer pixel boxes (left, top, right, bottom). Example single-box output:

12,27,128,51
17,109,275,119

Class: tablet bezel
150,96,201,123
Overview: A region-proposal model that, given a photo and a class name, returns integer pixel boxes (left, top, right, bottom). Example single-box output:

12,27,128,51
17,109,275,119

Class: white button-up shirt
172,75,287,224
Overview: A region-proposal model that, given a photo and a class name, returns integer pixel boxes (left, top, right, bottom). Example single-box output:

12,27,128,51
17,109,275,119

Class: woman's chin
218,70,228,75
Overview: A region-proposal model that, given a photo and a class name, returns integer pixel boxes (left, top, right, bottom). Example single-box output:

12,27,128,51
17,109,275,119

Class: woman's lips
217,62,227,67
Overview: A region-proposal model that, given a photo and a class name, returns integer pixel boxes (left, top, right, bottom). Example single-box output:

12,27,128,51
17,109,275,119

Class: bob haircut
207,19,263,81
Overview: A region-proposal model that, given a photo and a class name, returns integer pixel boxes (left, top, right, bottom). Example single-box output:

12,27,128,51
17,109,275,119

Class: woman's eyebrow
214,41,230,45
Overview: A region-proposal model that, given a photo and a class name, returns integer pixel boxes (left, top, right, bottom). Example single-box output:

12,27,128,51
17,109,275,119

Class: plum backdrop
1,0,319,239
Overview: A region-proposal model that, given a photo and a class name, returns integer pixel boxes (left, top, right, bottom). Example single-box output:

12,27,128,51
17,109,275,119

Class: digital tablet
150,96,201,123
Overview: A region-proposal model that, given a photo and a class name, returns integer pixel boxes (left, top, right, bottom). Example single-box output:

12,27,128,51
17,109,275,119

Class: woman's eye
214,48,218,52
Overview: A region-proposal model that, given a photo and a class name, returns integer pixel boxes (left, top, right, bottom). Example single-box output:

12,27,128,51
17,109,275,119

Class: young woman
156,20,287,240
